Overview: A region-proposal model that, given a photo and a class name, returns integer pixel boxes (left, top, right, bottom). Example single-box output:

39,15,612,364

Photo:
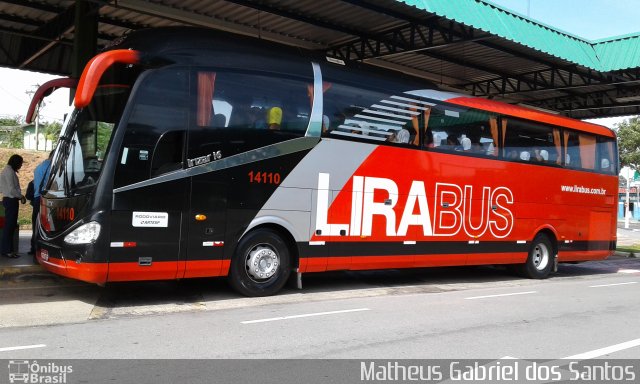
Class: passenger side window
427,105,497,156
114,68,189,188
503,119,560,164
565,130,597,171
596,137,617,174
323,83,418,145
190,70,312,162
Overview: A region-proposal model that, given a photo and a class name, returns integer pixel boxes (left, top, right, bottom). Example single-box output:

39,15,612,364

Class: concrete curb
614,250,637,258
0,264,44,278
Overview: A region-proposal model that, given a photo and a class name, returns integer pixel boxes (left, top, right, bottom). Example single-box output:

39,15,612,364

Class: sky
1,0,640,127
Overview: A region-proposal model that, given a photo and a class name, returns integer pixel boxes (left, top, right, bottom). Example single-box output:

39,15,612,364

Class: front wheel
517,234,554,279
229,228,291,297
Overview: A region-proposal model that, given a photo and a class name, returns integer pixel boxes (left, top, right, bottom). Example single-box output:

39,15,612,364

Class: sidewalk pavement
0,230,43,278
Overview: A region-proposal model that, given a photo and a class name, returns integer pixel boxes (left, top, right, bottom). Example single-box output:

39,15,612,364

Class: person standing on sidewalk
0,154,26,258
30,151,53,256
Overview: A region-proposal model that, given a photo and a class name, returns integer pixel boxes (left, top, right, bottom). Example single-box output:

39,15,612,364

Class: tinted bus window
564,130,597,171
426,104,497,156
596,136,617,174
114,68,189,188
504,119,560,164
322,83,419,145
190,70,311,160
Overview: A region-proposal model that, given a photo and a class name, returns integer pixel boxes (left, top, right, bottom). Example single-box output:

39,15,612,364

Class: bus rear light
64,222,101,244
75,49,140,108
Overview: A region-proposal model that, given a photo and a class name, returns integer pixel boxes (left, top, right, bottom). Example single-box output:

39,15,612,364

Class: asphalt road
0,257,638,360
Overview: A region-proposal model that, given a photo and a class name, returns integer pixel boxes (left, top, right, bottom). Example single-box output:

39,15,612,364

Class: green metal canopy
403,0,640,72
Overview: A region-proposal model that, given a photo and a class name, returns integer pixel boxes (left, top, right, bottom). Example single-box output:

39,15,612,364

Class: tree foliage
616,116,640,170
0,117,23,148
44,121,62,147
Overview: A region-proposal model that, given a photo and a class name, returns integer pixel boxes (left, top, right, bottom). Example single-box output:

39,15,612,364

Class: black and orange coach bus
34,27,618,296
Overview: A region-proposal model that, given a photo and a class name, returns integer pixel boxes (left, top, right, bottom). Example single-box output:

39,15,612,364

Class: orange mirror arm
74,49,140,108
26,77,78,123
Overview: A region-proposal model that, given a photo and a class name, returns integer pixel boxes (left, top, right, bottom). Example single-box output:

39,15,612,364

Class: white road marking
465,291,537,300
589,282,638,288
618,269,640,274
0,344,46,352
563,338,640,360
241,308,370,324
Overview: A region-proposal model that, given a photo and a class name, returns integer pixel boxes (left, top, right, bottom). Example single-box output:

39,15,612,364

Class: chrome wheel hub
246,245,279,280
533,243,549,271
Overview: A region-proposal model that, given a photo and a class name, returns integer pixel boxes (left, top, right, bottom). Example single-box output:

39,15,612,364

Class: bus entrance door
108,178,189,282
183,178,228,278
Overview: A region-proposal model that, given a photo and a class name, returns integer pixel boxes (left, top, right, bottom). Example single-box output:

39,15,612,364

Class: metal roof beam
525,88,640,117
327,21,486,62
467,65,640,97
0,25,73,45
476,40,630,84
343,1,631,91
0,12,42,27
17,3,78,69
113,0,324,49
1,0,63,14
339,0,437,26
97,15,145,31
221,0,367,38
0,39,16,66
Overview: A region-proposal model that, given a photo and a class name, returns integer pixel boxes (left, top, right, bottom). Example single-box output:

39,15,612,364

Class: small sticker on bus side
132,211,169,227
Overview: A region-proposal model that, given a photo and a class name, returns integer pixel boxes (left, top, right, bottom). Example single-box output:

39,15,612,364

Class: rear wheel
229,228,291,297
517,233,554,279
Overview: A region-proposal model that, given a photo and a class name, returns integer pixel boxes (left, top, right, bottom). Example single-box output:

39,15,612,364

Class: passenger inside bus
267,107,283,130
534,149,549,163
322,115,330,134
387,128,410,143
212,113,227,128
249,107,266,129
424,127,435,148
468,131,484,153
461,137,472,151
441,135,460,150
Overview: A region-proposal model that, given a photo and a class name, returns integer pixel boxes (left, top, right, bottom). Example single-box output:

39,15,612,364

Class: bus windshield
48,85,130,196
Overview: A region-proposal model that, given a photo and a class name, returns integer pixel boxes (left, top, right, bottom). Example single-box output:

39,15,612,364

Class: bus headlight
64,222,101,244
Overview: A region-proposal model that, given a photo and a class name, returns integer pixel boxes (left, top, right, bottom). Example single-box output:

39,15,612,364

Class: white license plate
40,249,49,261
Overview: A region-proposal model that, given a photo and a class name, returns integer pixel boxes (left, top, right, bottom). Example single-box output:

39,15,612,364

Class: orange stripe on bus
37,253,109,284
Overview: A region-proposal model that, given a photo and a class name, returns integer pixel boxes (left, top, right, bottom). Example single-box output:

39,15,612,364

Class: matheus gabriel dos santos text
360,361,637,382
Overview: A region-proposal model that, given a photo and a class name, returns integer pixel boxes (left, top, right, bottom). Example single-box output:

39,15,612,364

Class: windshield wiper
70,137,77,190
57,135,72,196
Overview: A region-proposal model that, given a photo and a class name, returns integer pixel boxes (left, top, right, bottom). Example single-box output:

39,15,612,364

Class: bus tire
229,228,291,297
518,233,554,279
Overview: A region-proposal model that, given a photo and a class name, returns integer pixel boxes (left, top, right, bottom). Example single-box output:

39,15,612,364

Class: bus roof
103,27,615,139
447,96,615,138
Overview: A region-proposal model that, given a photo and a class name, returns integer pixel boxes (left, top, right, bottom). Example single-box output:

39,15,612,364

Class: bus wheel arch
229,224,297,297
